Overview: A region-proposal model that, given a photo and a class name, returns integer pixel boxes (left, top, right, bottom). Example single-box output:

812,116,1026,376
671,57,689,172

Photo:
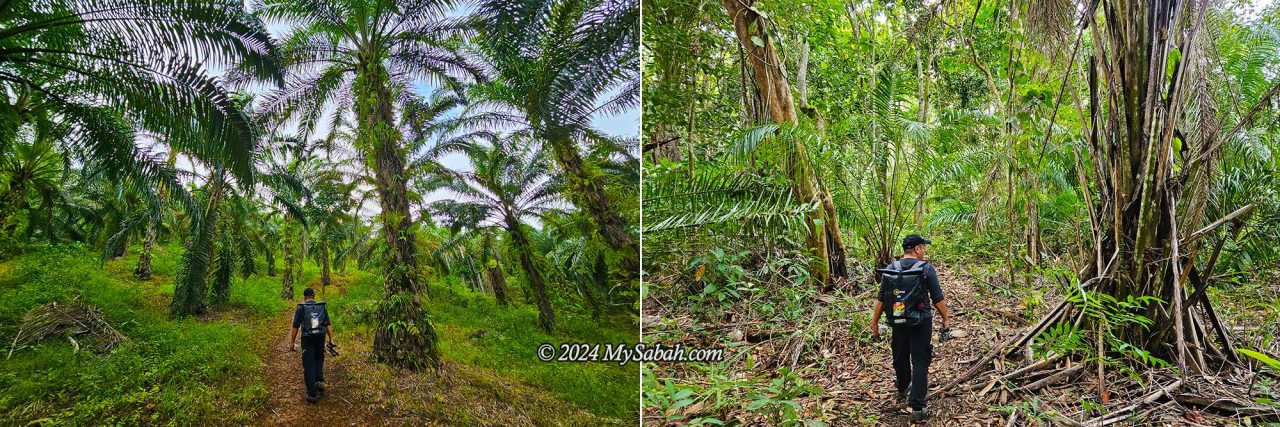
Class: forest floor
643,258,1280,426
823,264,1045,425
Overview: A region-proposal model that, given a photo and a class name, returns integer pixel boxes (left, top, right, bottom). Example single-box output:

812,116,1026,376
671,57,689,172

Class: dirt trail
824,263,1028,425
256,284,386,426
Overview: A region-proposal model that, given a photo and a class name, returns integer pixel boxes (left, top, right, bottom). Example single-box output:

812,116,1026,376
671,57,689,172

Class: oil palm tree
254,0,482,368
431,135,565,333
0,0,280,184
0,127,65,234
473,0,640,276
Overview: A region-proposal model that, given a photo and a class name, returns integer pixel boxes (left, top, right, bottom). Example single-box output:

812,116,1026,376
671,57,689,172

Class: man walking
290,287,336,404
870,234,950,422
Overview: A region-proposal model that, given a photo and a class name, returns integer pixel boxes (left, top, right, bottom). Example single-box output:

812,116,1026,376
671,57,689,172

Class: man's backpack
877,260,930,328
299,302,327,337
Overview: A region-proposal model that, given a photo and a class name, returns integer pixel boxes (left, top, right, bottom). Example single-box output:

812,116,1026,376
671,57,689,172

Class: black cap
303,288,315,297
903,234,932,250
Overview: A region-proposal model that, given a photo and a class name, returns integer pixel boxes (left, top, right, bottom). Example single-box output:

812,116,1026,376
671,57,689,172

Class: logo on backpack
877,260,929,327
300,301,327,337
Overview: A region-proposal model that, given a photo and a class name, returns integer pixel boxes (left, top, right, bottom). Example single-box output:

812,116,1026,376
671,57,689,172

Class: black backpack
877,260,929,327
299,301,328,337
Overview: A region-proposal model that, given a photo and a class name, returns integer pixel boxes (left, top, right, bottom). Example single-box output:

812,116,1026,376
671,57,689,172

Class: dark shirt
293,301,330,329
878,258,945,316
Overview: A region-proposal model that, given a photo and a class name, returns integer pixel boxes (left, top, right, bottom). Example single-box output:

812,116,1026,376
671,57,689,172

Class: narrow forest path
255,282,388,426
823,263,1029,425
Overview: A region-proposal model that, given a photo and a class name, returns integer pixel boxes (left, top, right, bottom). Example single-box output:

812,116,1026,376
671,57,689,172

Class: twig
1086,378,1182,425
937,333,1022,397
1023,364,1084,392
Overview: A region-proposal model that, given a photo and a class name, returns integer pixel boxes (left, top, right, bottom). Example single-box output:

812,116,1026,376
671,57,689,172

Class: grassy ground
322,271,639,424
0,243,639,425
0,243,278,425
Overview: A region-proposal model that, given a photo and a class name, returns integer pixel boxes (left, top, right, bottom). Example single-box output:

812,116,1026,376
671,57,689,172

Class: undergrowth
329,272,640,421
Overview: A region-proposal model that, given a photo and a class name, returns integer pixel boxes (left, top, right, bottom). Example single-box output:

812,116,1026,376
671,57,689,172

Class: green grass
327,273,640,421
0,244,639,424
0,244,275,425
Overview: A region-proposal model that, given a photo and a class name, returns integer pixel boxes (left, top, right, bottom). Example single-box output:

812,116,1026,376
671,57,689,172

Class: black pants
301,334,326,397
891,317,932,410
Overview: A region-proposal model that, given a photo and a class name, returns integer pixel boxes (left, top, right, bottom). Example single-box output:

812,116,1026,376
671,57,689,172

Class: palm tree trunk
547,140,639,279
488,263,509,306
265,247,276,277
134,219,157,280
506,216,554,333
281,223,295,299
0,177,27,232
137,148,179,281
170,171,225,317
321,240,331,290
357,52,439,369
209,227,233,306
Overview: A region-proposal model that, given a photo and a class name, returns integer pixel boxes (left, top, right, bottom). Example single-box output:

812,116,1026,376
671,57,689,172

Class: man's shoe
896,391,907,404
909,408,929,422
306,395,318,404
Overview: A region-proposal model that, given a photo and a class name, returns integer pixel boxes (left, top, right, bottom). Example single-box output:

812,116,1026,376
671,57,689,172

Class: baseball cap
903,234,932,250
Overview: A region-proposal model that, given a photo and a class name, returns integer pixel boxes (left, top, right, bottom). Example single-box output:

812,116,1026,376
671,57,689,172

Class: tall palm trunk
265,247,276,277
134,220,157,280
357,51,439,369
320,240,331,287
170,171,225,317
722,0,848,285
487,262,509,306
505,216,554,333
547,140,639,279
281,220,296,299
136,148,179,281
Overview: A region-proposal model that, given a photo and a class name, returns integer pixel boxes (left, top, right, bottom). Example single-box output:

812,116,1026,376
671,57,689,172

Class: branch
642,136,680,153
1181,204,1255,246
1187,80,1280,169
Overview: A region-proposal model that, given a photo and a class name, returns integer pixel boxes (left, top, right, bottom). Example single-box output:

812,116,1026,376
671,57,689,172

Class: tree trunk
265,247,276,277
320,240,331,290
281,219,298,299
209,226,233,306
722,0,848,284
1019,0,1244,373
488,262,509,307
357,52,439,369
547,140,639,281
506,216,554,333
170,171,225,317
0,177,27,232
134,219,156,280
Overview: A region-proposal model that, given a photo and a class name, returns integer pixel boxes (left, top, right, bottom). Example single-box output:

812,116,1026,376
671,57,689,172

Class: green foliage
688,249,752,306
744,368,826,426
330,272,639,420
1240,349,1280,371
643,362,826,426
0,245,269,425
1033,279,1172,379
